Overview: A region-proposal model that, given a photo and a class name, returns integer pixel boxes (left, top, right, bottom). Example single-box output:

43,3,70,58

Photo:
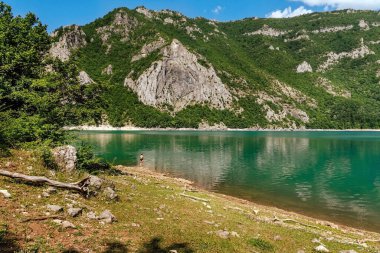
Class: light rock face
50,25,87,62
102,64,113,75
131,37,166,62
311,25,353,34
245,24,289,37
52,145,77,172
125,39,232,112
297,61,313,73
78,71,94,85
136,7,153,18
318,42,374,72
96,10,138,44
317,77,351,98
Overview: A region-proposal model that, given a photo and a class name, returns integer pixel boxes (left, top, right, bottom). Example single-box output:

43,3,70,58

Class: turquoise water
78,131,380,232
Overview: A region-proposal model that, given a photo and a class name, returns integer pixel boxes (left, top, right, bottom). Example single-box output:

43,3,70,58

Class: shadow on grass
138,237,194,253
0,228,20,253
62,248,81,253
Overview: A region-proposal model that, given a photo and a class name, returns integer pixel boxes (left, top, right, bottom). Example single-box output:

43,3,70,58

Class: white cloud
293,0,380,10
212,5,223,14
267,6,313,18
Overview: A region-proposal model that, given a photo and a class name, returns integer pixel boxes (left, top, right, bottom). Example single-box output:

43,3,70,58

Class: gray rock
103,187,118,200
87,211,98,220
78,71,94,85
339,250,358,253
50,25,87,62
98,210,117,224
216,230,229,239
124,39,232,112
47,205,63,213
67,208,82,217
52,145,77,172
62,220,76,229
102,64,113,75
315,245,330,252
0,190,11,198
296,61,313,73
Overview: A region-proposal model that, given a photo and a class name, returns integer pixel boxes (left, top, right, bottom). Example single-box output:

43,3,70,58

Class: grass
0,150,380,252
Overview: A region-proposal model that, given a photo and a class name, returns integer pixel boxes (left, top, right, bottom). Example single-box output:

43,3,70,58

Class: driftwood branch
0,169,90,196
21,215,64,223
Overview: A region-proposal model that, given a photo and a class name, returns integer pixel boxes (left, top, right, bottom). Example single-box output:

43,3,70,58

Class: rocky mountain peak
49,25,87,62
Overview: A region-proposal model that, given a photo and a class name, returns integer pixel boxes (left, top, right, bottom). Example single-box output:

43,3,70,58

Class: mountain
51,7,380,129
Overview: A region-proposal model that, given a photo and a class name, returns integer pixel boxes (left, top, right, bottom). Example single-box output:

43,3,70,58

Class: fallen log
0,169,92,197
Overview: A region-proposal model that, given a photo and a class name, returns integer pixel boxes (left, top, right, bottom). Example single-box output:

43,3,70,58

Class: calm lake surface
78,131,380,232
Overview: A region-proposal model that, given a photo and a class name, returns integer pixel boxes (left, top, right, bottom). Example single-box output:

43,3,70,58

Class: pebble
274,235,282,241
315,245,329,252
339,250,358,253
131,223,141,227
203,220,215,225
87,212,98,220
46,205,63,213
216,230,229,239
230,231,240,238
0,190,11,198
62,221,76,229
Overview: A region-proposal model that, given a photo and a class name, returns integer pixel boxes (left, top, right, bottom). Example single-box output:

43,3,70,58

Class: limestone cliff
49,25,87,62
124,39,232,112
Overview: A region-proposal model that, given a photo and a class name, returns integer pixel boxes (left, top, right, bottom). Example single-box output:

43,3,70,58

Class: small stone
297,251,305,253
0,190,11,198
87,211,98,220
169,250,178,253
252,209,259,215
203,220,215,225
53,219,63,225
274,235,282,241
315,245,329,252
41,192,50,198
131,223,140,227
62,221,76,229
98,210,116,224
46,187,57,194
159,204,166,209
312,238,321,244
339,250,358,253
68,208,82,217
46,205,63,213
216,230,229,239
156,218,164,221
103,187,118,200
230,231,240,238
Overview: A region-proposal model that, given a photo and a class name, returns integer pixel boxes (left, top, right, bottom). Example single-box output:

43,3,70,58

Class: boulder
103,187,118,200
52,145,77,172
315,245,329,252
68,208,83,217
0,190,11,198
98,210,117,224
297,61,313,73
78,71,94,85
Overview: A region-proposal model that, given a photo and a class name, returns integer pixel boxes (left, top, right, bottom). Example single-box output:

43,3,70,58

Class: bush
76,143,111,174
248,238,274,252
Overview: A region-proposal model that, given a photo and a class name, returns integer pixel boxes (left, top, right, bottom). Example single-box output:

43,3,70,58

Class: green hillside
52,8,380,129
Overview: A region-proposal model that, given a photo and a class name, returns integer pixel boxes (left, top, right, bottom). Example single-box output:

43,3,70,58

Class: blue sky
3,0,380,32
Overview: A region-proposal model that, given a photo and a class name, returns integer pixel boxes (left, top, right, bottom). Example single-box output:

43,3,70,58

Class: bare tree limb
21,215,64,223
0,169,90,195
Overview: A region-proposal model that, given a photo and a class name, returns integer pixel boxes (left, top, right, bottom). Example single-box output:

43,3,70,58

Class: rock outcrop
78,71,95,85
52,145,77,172
316,78,351,98
245,24,289,37
131,37,166,62
124,39,232,112
359,19,370,30
318,41,374,72
96,10,138,44
296,61,313,73
50,25,87,62
311,25,353,34
102,65,113,75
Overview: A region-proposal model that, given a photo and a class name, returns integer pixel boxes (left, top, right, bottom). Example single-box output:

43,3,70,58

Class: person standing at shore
139,153,144,166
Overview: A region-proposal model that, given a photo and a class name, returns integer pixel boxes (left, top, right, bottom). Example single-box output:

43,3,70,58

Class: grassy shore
1,150,380,253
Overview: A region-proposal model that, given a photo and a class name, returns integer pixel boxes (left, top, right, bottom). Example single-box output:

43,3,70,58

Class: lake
78,130,380,232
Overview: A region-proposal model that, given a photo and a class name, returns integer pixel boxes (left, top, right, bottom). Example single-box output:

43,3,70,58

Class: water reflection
79,131,380,232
